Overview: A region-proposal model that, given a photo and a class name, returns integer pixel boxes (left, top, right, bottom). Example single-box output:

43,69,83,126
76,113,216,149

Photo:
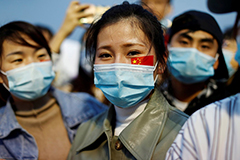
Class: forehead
97,19,149,45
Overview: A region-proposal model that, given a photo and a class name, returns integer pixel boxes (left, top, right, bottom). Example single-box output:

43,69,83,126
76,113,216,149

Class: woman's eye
38,53,47,58
201,45,210,49
128,51,140,56
179,40,189,45
12,59,22,63
99,53,112,58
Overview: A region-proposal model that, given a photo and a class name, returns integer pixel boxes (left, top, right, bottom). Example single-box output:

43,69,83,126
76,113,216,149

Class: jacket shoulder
151,106,189,159
69,110,108,157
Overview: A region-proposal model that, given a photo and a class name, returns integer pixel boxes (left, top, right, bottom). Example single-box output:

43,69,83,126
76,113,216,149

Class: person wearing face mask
161,10,229,115
68,2,188,160
225,25,240,96
0,21,108,160
71,0,173,106
165,0,240,159
222,28,239,85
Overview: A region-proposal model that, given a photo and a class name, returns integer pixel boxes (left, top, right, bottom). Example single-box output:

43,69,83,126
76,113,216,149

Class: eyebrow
179,32,193,41
97,45,111,51
200,38,214,44
179,32,215,44
6,51,23,57
122,43,146,47
6,47,43,57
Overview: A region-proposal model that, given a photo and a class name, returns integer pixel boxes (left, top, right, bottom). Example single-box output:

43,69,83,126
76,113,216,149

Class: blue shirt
0,87,108,160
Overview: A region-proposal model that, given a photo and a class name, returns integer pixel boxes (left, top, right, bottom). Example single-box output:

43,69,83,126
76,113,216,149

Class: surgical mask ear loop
0,70,7,76
153,61,159,84
0,70,10,91
154,75,159,84
153,61,159,71
215,53,219,61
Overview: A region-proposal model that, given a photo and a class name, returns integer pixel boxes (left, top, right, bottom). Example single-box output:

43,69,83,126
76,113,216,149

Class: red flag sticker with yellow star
131,55,154,66
40,59,51,62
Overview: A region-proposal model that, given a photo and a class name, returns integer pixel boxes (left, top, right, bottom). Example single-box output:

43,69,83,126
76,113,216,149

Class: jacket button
115,140,123,150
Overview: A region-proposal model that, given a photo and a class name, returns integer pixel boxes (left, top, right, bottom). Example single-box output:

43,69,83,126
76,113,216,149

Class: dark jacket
68,87,188,160
161,78,229,115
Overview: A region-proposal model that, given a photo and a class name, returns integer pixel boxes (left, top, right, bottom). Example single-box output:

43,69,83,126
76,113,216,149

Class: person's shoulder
52,87,108,122
187,93,240,125
77,109,108,130
0,101,11,117
0,104,8,123
200,92,240,113
0,104,7,113
68,91,108,108
52,87,106,106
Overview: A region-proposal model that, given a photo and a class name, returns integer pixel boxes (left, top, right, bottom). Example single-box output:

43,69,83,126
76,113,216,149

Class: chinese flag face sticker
131,55,154,66
40,59,51,62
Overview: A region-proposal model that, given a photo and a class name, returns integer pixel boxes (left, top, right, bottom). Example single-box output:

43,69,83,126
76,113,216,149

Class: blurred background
0,0,236,41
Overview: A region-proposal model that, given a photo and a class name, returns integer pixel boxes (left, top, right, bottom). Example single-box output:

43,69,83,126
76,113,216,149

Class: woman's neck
11,93,52,111
171,76,206,103
114,99,149,136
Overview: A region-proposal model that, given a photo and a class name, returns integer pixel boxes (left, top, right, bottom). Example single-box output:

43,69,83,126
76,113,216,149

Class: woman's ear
157,55,168,74
157,65,165,74
0,75,3,84
213,59,219,70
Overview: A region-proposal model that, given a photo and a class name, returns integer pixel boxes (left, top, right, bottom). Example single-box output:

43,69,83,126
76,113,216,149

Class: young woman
0,21,107,160
68,2,188,160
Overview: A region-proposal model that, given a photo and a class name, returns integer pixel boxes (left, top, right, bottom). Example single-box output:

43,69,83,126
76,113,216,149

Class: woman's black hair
0,21,51,66
85,1,167,70
0,21,51,106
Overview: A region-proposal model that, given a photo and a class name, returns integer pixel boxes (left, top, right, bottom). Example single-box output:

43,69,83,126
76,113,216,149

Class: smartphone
79,5,110,25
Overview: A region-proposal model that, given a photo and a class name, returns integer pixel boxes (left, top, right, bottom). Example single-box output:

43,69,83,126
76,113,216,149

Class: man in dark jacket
161,10,229,115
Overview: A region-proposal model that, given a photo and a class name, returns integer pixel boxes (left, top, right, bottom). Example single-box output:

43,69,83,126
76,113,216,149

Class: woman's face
95,20,157,65
0,35,50,85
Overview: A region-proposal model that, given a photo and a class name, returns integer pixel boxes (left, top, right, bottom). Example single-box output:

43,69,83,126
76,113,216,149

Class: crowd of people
0,0,239,159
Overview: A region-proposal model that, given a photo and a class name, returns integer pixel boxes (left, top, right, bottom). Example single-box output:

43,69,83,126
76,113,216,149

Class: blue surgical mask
222,49,237,78
234,43,240,66
168,47,217,84
94,63,158,108
0,61,55,100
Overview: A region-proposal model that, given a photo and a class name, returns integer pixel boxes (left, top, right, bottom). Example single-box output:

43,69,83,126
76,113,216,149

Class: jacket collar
76,106,114,152
76,87,170,160
0,100,23,138
118,87,169,160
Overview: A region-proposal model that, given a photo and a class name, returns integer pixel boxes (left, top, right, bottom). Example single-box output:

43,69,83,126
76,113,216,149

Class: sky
0,0,237,41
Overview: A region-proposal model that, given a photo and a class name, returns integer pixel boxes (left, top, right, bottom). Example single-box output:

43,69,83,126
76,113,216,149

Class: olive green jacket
68,88,188,160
